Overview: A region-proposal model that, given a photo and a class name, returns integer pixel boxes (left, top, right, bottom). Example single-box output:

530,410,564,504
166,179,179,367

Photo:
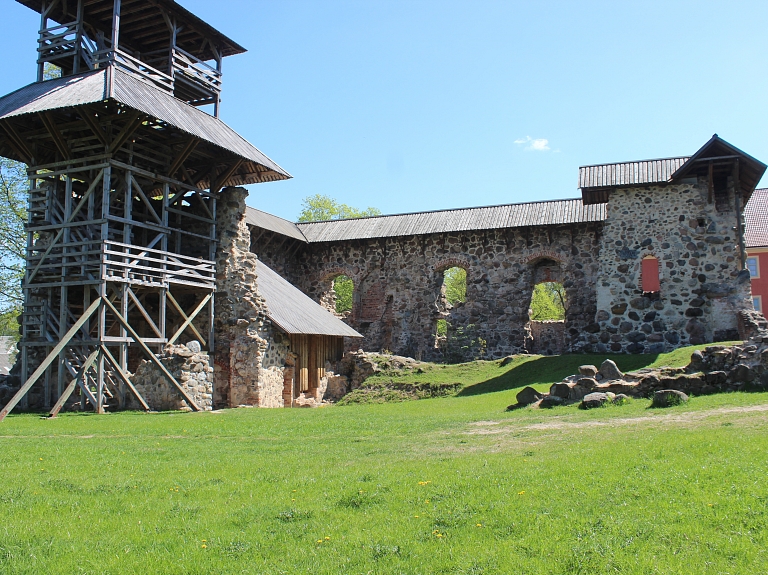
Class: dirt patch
465,403,768,435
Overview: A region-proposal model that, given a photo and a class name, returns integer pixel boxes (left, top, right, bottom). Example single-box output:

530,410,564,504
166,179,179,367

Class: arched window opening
526,260,567,356
333,275,354,314
641,256,660,293
442,266,467,306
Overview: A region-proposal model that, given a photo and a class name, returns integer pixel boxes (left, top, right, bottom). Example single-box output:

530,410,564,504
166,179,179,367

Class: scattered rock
651,389,689,408
500,356,515,367
578,365,598,377
612,393,630,404
598,359,623,381
580,392,610,409
539,395,564,409
516,386,544,406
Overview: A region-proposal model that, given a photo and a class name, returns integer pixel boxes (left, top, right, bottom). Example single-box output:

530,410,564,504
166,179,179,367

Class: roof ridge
579,156,690,170
294,196,590,225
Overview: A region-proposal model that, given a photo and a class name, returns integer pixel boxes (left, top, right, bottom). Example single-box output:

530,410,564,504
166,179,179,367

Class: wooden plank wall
289,335,345,393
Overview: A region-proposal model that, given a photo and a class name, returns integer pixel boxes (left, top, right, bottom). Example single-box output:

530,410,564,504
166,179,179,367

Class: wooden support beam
0,298,101,422
100,345,150,411
1,122,34,165
209,159,243,193
168,138,199,178
126,287,163,337
167,292,211,346
102,297,202,411
108,111,143,154
78,107,108,147
39,112,71,160
48,348,99,418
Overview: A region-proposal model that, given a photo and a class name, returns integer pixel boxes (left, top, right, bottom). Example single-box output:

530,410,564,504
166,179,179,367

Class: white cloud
514,136,551,152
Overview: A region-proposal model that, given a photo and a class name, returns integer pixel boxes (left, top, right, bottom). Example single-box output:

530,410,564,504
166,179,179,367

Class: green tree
530,282,566,321
297,194,381,222
333,275,353,314
0,158,28,339
443,267,466,305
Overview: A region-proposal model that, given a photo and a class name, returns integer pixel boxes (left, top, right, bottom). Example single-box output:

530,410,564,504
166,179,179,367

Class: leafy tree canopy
297,194,381,222
0,158,28,339
444,267,466,306
333,275,353,314
530,282,566,321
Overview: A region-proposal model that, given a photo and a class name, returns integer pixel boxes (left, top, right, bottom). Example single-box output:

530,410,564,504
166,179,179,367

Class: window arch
641,255,660,293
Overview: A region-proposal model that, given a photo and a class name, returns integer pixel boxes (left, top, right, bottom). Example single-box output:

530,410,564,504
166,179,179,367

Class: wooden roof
0,68,290,186
255,260,361,337
16,0,245,60
579,135,767,205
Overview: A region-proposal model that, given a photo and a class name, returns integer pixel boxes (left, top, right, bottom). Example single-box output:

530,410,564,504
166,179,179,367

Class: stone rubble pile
339,350,428,390
130,341,214,411
511,314,768,410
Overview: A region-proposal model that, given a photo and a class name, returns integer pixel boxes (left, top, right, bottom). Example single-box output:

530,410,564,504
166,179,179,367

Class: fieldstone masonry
213,187,288,408
258,223,602,361
130,343,214,411
593,177,753,353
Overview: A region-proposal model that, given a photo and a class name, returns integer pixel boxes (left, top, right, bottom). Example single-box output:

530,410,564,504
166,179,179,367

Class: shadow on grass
456,353,661,397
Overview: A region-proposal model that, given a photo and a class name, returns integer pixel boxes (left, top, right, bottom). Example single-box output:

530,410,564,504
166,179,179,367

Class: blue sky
2,0,768,221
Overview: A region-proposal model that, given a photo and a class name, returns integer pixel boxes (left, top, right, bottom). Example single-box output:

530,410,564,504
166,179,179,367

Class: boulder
186,340,202,353
578,365,598,377
729,364,757,383
651,389,689,408
550,382,573,399
576,377,599,390
598,359,623,381
612,393,630,404
539,395,564,409
500,356,515,367
516,386,544,405
580,392,610,409
688,350,704,371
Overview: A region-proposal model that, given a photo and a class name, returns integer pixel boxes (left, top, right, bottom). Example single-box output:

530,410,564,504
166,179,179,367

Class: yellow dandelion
39,458,43,461
414,515,419,518
518,490,525,495
201,544,207,549
425,499,430,503
292,489,297,492
436,534,443,538
324,536,330,540
201,540,206,542
317,539,323,544
476,523,483,527
707,503,714,507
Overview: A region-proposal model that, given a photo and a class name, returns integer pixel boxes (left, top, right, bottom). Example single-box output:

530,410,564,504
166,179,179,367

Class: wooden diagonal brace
39,112,71,160
167,292,210,346
127,287,163,338
169,138,199,178
102,297,202,412
0,299,101,422
48,348,100,418
0,122,34,165
100,345,150,411
108,111,143,154
78,106,108,147
210,159,244,193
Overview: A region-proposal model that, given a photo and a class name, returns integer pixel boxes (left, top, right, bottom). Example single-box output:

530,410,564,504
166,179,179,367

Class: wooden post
111,0,121,51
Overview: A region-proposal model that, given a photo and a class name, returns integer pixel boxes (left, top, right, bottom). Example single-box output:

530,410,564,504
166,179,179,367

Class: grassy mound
358,342,741,400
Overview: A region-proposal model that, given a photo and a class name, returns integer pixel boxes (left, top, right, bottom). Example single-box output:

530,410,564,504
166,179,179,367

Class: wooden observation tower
0,0,290,420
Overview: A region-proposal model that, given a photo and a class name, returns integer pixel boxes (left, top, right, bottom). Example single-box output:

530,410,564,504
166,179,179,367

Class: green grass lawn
2,344,767,574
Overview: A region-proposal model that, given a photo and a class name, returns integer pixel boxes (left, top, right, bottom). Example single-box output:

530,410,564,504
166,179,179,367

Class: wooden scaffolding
0,0,290,420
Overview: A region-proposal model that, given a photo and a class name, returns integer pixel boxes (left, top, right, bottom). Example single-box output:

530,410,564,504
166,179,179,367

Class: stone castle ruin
0,1,765,417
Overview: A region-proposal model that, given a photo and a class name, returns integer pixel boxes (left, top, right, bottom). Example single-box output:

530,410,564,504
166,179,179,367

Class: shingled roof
0,68,291,185
255,260,361,337
246,198,605,244
745,188,768,249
